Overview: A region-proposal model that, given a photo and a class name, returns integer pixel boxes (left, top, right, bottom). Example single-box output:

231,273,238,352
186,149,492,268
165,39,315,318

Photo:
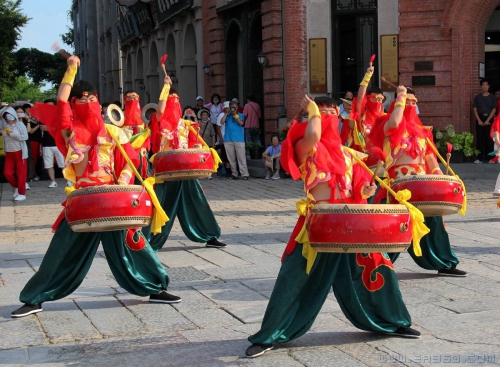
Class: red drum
388,174,464,216
308,204,412,253
154,149,214,181
65,185,153,232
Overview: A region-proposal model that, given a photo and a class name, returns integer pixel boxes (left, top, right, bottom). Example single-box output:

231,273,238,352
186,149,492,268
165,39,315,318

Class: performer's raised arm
294,95,321,160
384,85,407,132
57,55,80,144
356,65,374,113
155,75,172,120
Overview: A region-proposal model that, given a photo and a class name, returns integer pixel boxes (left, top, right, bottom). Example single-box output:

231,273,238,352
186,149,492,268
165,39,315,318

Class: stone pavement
0,174,499,367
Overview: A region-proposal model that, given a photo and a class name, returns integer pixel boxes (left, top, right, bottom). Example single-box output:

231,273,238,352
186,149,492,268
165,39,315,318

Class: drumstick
381,76,398,89
369,54,376,67
445,143,452,175
370,161,383,185
160,54,168,77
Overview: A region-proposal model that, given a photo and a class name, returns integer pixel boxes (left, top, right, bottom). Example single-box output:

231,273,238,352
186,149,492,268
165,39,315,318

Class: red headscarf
124,99,143,126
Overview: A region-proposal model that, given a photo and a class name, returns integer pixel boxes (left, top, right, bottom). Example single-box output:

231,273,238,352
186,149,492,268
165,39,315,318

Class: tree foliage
0,0,29,97
12,48,67,86
1,76,56,103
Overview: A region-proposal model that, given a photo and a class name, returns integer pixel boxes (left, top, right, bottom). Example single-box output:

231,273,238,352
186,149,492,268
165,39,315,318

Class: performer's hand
300,95,314,112
362,182,377,197
266,156,271,162
367,65,374,74
164,75,172,85
67,55,80,67
396,85,407,95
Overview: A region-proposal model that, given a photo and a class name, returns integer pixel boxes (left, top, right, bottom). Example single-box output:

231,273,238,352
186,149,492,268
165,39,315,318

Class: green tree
2,76,56,103
12,48,67,86
61,0,77,50
0,0,29,98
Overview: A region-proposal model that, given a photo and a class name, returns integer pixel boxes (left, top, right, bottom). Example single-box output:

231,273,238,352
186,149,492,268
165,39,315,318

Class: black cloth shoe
438,266,468,277
228,175,238,180
11,303,43,318
242,176,249,180
149,291,181,304
245,343,274,358
206,238,227,248
391,326,421,338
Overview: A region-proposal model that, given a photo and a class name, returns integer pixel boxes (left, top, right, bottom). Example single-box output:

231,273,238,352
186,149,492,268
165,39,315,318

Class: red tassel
160,54,168,65
446,142,453,154
370,54,376,64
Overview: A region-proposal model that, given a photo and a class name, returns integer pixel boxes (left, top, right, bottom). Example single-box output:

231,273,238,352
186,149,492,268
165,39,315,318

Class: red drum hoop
154,148,213,181
65,185,153,232
389,174,464,216
308,203,412,253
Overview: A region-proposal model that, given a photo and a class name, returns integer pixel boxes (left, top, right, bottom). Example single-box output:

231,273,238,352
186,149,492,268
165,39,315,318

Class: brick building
74,0,500,144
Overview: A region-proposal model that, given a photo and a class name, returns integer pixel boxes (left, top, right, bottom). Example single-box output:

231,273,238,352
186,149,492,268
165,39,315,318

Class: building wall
399,0,500,133
306,0,332,97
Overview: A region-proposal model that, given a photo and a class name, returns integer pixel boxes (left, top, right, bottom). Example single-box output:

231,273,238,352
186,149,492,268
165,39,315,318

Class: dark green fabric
20,220,169,305
101,230,170,297
143,180,221,251
390,216,459,270
248,244,412,345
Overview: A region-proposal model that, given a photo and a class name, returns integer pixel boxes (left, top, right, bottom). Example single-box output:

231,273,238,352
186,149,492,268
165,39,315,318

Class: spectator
182,106,197,123
101,102,111,124
193,96,204,117
243,94,262,144
220,100,249,180
1,107,28,201
232,98,244,113
197,108,216,148
262,134,281,180
472,79,497,163
15,106,31,190
204,93,223,126
216,101,231,177
24,104,42,181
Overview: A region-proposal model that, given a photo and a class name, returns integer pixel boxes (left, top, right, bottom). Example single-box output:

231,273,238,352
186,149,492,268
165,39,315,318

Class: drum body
388,174,464,216
154,149,213,181
66,185,153,232
308,204,412,253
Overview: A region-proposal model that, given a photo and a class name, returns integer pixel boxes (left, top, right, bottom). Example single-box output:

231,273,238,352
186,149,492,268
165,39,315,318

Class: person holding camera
220,101,249,180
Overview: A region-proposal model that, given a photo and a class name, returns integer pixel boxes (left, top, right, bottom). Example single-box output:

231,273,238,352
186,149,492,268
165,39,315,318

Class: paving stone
156,248,215,269
291,347,369,366
0,347,29,364
37,300,100,342
27,344,86,364
68,286,118,299
412,309,500,333
115,293,197,332
182,308,242,328
0,316,46,350
189,247,251,267
239,352,306,366
179,326,248,343
433,296,500,314
170,288,219,311
74,296,146,337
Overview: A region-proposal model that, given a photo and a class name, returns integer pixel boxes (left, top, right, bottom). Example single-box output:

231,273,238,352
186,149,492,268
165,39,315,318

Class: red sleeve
352,163,370,204
491,114,500,138
115,142,140,181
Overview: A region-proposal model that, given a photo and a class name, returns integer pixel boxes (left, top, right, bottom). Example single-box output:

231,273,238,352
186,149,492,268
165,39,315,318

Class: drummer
245,95,420,358
141,76,227,249
368,85,467,277
11,55,181,319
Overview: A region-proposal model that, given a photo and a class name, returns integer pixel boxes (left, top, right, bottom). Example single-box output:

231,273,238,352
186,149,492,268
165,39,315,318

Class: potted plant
434,124,480,163
245,141,261,159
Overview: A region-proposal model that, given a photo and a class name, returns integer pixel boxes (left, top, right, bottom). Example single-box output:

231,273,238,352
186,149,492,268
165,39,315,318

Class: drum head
142,103,158,125
107,104,124,127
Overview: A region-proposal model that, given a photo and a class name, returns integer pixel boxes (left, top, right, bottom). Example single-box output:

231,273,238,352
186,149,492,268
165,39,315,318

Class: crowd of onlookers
0,99,71,202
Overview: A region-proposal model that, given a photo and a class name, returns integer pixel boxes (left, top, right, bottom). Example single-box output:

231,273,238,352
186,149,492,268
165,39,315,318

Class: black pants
476,116,494,161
